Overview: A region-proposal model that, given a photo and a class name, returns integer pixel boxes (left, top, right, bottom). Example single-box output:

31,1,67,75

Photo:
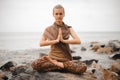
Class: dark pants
32,58,87,74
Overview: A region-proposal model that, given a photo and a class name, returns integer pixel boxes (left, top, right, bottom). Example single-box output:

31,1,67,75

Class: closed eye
55,13,63,15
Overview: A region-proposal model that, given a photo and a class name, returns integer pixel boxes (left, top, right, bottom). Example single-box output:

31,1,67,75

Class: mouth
57,19,62,21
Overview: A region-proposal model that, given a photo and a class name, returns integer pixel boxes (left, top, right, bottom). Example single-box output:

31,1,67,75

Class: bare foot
44,56,64,68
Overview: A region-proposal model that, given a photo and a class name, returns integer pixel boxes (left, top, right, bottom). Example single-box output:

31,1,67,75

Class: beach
0,32,119,65
0,43,117,68
0,32,120,80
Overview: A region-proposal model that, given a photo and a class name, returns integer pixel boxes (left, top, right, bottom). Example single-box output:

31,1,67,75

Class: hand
56,28,64,43
59,28,64,41
58,28,62,39
59,28,64,42
56,28,62,42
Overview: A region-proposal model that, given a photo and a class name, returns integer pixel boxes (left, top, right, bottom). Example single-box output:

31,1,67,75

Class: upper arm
40,35,47,42
40,27,48,43
69,28,79,39
40,35,47,46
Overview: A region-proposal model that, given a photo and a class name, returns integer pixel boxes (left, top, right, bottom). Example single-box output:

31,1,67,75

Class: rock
1,64,94,80
110,62,120,75
12,65,29,76
90,41,100,47
81,47,87,51
108,40,120,52
39,53,47,58
82,59,99,66
70,50,76,53
72,56,82,60
0,71,8,80
109,53,120,60
0,61,17,71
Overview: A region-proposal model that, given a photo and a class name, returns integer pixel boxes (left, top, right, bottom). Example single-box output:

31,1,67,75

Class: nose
57,14,61,17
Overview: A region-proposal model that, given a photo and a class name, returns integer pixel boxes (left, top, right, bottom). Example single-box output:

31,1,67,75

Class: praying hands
55,28,63,43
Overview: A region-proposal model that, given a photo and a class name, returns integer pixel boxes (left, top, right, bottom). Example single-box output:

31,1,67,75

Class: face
53,8,65,24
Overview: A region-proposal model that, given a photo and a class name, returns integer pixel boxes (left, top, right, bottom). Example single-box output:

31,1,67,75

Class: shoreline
0,40,119,67
0,40,120,80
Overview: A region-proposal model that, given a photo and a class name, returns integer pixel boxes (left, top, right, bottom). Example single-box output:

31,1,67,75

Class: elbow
40,44,42,47
78,40,81,44
39,42,43,47
39,44,42,47
72,39,81,44
79,41,81,44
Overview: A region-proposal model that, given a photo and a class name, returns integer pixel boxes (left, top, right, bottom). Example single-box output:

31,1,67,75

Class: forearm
62,39,81,44
40,40,58,47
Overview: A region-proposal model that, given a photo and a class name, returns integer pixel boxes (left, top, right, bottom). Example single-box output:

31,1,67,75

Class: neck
55,21,63,26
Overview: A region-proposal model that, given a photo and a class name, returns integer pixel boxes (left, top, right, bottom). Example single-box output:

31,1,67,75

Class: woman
32,4,87,74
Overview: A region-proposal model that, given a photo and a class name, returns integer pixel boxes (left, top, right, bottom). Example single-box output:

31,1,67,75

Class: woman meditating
32,4,87,74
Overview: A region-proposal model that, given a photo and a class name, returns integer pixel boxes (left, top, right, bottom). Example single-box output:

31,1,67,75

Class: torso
43,22,72,62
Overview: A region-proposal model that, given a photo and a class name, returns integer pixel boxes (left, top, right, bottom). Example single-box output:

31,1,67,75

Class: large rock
0,64,94,80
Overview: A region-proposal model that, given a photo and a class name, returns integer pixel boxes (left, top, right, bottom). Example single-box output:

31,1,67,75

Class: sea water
0,32,120,51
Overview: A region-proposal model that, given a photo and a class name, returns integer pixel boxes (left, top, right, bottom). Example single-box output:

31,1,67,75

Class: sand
0,42,117,67
0,41,119,80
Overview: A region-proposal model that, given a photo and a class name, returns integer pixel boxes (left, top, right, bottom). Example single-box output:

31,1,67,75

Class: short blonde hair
53,4,65,14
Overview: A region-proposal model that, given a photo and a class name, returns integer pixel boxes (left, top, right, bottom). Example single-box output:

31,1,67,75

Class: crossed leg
43,56,87,74
43,56,64,68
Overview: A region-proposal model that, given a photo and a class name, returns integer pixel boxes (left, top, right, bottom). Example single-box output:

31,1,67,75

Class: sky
0,0,120,32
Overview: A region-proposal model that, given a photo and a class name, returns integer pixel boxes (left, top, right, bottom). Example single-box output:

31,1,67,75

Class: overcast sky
0,0,120,32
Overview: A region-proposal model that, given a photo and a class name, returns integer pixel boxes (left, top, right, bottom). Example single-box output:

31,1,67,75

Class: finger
60,28,62,33
59,28,62,34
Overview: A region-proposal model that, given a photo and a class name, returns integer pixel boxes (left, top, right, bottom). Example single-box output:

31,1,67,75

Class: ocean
0,32,120,51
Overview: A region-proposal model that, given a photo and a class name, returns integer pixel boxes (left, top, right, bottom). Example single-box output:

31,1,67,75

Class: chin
56,21,62,23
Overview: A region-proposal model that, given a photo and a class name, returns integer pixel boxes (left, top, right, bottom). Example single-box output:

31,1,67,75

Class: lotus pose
32,4,87,74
